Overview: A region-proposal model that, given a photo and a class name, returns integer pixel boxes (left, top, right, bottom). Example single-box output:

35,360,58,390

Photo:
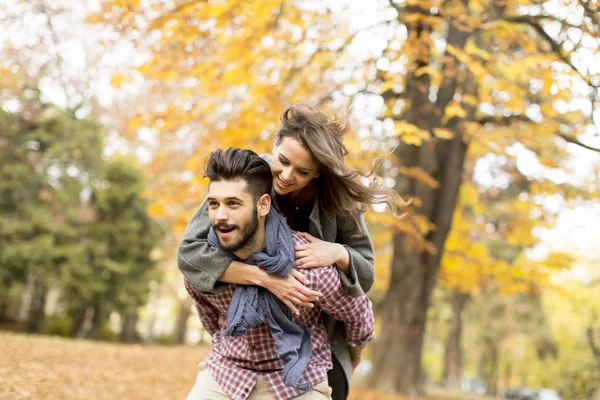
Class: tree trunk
120,313,139,343
27,278,46,333
173,297,193,344
0,300,7,322
368,0,476,394
71,304,91,338
444,291,469,388
88,304,102,340
587,322,600,373
481,341,498,395
369,133,468,395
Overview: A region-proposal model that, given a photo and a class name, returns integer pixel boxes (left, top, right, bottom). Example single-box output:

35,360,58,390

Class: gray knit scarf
207,210,312,390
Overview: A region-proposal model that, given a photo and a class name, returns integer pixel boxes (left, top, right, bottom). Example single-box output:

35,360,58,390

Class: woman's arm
335,211,375,296
294,212,375,297
177,199,237,293
178,199,321,310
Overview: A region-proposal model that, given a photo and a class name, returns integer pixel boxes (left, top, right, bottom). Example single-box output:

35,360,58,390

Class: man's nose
215,206,228,221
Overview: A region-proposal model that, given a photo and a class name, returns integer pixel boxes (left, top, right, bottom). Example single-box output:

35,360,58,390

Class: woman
178,102,408,400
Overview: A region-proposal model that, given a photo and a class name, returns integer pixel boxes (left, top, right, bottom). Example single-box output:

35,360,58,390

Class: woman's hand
294,232,350,273
262,269,322,315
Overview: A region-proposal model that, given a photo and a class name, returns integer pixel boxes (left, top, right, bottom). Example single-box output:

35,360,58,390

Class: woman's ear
258,193,271,217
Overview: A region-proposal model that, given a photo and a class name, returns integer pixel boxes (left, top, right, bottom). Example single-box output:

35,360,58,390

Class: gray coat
177,155,375,389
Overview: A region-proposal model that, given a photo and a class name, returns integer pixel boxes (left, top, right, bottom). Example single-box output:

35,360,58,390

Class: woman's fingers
290,297,314,308
294,243,309,251
283,299,300,315
297,232,316,242
291,269,309,285
294,250,309,259
297,285,322,301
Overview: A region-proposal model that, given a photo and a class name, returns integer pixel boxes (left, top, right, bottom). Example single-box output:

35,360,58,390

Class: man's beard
213,206,259,253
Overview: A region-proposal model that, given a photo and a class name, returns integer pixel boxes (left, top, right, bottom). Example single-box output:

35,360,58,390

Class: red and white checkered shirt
184,231,374,400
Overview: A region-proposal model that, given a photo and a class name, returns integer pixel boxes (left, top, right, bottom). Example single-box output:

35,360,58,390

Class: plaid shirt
184,231,375,400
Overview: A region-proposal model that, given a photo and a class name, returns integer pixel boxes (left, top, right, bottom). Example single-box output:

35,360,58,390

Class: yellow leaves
148,202,165,217
445,44,488,79
415,65,442,87
110,74,130,89
432,128,454,139
398,166,439,189
442,101,467,123
394,120,431,146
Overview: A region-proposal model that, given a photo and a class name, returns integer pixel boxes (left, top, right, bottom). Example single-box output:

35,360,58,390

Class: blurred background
1,0,599,399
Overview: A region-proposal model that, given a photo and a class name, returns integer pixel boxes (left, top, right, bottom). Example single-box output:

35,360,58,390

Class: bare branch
476,114,600,153
556,132,600,153
505,15,592,86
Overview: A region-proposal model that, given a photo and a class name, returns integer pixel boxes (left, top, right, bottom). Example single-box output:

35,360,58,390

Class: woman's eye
279,158,289,165
298,171,309,176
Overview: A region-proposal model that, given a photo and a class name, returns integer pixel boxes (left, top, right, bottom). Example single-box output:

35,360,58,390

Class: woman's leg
327,357,349,400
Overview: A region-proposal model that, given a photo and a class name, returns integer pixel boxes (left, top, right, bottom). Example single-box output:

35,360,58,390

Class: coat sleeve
177,199,235,293
335,211,375,297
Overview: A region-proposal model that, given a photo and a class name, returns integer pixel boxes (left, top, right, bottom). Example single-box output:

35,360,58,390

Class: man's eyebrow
279,154,314,172
206,196,244,202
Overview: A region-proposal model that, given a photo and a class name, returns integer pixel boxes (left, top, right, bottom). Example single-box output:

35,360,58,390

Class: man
184,148,374,400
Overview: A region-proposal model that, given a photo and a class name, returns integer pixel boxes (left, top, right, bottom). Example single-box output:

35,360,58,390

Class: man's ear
257,193,271,217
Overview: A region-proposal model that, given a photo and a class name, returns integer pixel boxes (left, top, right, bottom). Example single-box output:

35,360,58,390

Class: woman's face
271,136,320,196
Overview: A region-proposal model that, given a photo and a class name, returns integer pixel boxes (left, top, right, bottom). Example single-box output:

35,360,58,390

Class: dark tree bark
26,278,46,333
481,340,499,396
173,297,193,344
444,292,469,388
120,313,139,343
71,304,90,338
368,0,507,395
88,303,103,340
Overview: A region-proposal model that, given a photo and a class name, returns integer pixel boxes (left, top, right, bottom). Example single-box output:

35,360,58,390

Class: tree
61,156,163,340
90,0,600,394
0,101,104,331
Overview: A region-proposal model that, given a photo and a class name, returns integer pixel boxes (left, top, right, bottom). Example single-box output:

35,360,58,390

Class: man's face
207,179,259,253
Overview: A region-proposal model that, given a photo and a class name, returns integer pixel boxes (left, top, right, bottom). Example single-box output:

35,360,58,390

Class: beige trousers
186,363,332,400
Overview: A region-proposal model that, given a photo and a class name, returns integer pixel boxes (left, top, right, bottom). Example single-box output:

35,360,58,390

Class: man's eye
208,202,218,208
228,202,240,207
279,158,289,165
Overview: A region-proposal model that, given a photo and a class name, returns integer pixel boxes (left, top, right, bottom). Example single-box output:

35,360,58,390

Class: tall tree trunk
369,135,468,395
481,340,499,395
27,278,46,333
71,304,91,338
173,297,193,344
0,300,7,322
444,291,469,388
88,303,103,340
120,313,139,343
587,321,600,373
368,0,476,394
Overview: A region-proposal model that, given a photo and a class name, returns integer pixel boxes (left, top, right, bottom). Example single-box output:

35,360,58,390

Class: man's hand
349,344,366,370
262,270,322,315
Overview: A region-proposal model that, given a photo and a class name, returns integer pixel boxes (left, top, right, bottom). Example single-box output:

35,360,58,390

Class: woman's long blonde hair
275,102,410,234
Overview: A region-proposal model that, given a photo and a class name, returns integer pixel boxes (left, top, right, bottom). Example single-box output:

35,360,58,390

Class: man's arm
183,279,220,336
313,266,375,347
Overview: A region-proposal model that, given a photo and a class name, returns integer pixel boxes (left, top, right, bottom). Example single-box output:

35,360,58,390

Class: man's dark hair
204,148,272,201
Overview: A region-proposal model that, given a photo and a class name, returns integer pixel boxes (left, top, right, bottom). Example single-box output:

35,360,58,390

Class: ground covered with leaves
1,332,486,400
